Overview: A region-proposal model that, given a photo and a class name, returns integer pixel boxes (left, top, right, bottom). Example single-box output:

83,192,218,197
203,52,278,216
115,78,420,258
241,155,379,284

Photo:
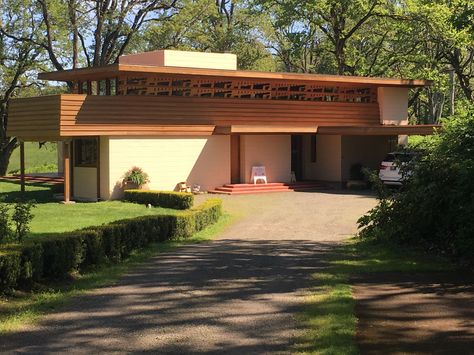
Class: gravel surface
1,191,376,354
354,272,474,355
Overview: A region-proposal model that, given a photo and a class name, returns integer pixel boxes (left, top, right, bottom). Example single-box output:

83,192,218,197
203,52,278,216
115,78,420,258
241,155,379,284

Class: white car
379,152,417,185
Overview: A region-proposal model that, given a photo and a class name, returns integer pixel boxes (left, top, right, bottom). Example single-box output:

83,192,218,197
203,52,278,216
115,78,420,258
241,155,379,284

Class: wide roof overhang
216,124,439,135
38,64,431,88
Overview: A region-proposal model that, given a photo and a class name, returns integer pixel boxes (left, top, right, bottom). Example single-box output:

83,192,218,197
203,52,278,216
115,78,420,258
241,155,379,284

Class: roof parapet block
119,49,237,70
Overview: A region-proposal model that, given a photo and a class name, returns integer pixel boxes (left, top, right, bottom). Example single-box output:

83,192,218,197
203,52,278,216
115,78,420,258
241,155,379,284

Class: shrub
11,201,35,243
358,110,474,265
124,190,194,210
0,249,21,293
0,199,222,294
123,166,150,187
0,203,12,243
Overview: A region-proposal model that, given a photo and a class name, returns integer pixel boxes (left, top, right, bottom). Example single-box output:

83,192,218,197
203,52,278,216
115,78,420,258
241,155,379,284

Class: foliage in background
358,108,474,265
1,0,474,174
138,0,276,71
8,142,57,175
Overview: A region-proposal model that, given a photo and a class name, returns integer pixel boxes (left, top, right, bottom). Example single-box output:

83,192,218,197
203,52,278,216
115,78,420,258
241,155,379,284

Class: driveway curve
1,191,376,354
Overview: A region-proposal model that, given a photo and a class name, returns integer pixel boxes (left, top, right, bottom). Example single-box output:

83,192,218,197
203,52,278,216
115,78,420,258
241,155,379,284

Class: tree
254,0,388,74
138,0,275,70
0,0,179,174
27,0,179,71
0,0,43,175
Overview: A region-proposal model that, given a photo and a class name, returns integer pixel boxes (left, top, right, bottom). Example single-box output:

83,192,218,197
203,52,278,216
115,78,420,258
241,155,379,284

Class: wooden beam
20,142,25,195
317,125,440,136
63,141,71,202
229,125,319,134
37,63,432,87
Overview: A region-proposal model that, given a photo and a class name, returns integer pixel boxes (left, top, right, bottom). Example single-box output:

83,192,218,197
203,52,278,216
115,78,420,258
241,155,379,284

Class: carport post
20,141,25,195
63,141,71,203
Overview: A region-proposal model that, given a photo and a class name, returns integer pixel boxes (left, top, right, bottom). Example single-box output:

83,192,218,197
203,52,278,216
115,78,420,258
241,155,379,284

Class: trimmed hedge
0,198,222,294
124,190,194,210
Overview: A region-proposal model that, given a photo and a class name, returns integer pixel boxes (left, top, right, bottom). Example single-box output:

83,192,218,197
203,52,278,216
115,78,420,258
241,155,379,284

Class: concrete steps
209,182,327,195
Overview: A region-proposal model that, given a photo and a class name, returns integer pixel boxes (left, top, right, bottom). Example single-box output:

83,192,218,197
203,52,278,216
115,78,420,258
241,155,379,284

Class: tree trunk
0,138,18,176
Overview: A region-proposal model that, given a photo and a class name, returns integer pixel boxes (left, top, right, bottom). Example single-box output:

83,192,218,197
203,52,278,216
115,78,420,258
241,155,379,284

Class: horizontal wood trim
318,125,440,135
217,125,319,134
61,124,215,136
8,95,61,139
38,63,431,87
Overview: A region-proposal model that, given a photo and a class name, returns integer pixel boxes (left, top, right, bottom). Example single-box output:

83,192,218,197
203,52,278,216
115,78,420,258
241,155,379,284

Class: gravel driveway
1,191,376,354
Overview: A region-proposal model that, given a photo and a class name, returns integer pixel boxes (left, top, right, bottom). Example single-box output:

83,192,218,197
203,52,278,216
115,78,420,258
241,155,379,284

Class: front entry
230,135,241,184
291,135,303,181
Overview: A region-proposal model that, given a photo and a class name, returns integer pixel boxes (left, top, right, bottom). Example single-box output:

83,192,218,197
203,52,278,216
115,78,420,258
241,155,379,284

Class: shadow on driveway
2,239,336,354
353,272,474,355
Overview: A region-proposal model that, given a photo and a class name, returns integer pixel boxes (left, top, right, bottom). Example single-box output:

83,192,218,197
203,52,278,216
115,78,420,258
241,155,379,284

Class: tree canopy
0,0,473,172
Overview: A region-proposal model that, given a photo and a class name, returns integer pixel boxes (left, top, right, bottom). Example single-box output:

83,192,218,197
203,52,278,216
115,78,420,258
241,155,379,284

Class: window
74,138,98,167
310,135,317,163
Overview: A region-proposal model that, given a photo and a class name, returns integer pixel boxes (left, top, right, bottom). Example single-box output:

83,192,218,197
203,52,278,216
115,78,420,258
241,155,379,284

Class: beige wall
73,167,97,201
105,136,230,199
99,136,110,200
119,49,237,70
341,135,396,181
378,87,409,125
302,134,342,182
240,135,291,183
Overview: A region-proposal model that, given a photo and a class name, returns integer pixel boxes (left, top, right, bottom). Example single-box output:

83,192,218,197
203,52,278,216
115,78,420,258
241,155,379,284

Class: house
8,50,437,201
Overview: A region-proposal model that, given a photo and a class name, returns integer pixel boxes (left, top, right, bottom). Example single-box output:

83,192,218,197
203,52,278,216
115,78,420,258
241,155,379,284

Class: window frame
74,138,98,168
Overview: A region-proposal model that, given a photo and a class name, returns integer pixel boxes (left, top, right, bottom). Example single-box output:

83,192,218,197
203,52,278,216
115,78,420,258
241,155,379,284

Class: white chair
251,166,267,184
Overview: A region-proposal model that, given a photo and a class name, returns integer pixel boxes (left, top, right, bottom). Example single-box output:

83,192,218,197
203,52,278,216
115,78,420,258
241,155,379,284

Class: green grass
8,142,58,174
0,212,234,334
0,180,181,239
295,237,455,355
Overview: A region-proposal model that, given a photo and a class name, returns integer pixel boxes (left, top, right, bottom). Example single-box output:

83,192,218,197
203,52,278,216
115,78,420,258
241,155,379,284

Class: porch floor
2,173,64,185
209,181,330,195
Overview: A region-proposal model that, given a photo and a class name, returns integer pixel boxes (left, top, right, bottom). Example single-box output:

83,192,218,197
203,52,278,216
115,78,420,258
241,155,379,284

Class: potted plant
123,166,150,190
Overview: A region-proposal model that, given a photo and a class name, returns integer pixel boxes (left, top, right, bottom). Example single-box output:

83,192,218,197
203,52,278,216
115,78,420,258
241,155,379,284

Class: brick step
223,182,323,189
214,185,294,193
209,188,292,195
209,182,326,195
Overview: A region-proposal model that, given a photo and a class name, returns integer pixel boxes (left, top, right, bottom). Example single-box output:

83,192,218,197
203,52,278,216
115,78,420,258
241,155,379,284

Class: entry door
291,135,303,181
230,135,241,184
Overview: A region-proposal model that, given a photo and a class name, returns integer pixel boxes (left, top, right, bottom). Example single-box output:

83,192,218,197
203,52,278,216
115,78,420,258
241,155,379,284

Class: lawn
8,142,58,174
0,212,234,334
295,238,455,355
0,180,181,239
0,178,233,333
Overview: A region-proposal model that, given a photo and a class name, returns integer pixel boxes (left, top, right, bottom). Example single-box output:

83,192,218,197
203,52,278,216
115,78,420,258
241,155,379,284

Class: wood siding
8,96,61,139
61,94,379,135
10,94,380,138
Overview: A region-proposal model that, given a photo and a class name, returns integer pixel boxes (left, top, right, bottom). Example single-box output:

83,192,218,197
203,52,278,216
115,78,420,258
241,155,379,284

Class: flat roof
38,64,431,87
